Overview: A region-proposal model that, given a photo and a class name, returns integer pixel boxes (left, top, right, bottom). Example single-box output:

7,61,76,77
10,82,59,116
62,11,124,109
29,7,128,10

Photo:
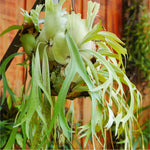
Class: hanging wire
71,0,76,13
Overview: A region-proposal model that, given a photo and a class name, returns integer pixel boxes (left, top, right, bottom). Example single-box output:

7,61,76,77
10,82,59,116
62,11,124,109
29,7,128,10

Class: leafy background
122,0,150,148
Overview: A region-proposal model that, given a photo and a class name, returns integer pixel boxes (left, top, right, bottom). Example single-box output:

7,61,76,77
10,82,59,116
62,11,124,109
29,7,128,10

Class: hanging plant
0,0,144,149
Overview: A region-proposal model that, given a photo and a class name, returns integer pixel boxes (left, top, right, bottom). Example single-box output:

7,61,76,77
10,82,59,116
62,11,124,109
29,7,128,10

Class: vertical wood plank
82,0,88,19
106,0,122,38
0,0,25,96
95,0,107,28
63,0,72,12
75,0,82,14
26,0,36,11
106,0,113,32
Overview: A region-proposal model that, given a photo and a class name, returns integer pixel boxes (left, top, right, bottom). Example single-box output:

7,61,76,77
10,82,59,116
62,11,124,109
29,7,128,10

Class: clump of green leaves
122,1,150,84
0,0,144,149
133,118,150,149
110,105,150,150
0,94,21,149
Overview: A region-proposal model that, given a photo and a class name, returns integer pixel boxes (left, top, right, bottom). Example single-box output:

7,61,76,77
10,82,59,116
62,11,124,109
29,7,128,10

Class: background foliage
122,0,150,87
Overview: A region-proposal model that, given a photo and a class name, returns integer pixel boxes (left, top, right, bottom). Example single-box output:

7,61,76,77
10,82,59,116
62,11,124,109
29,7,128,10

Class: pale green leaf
105,38,127,56
105,105,114,130
114,112,122,136
98,31,125,45
81,54,99,85
79,21,103,46
30,4,43,32
21,5,43,32
16,133,23,148
86,1,100,30
42,46,53,106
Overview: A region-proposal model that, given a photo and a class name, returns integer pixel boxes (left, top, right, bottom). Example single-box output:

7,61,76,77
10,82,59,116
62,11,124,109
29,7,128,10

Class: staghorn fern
0,0,144,149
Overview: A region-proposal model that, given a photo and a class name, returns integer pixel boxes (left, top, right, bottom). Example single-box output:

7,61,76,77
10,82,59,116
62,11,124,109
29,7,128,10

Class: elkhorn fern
0,0,144,149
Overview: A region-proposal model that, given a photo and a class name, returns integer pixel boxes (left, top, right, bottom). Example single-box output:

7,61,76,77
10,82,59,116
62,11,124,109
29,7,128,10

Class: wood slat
74,0,82,13
26,0,36,11
106,0,122,38
96,0,107,28
82,0,88,19
0,0,25,96
63,0,72,12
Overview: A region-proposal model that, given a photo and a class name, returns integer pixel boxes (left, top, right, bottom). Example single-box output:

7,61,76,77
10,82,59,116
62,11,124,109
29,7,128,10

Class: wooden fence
0,0,150,148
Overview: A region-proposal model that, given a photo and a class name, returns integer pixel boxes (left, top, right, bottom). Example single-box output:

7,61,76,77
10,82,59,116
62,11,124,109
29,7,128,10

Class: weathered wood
26,0,36,11
96,0,107,27
106,0,122,38
82,0,88,19
0,0,25,96
0,0,45,95
74,0,82,13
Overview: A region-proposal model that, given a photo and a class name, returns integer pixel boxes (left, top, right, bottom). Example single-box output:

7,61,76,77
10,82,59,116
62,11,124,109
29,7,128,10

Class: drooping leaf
21,122,27,149
105,105,115,130
0,52,24,104
0,25,22,37
16,133,23,148
0,136,8,148
7,95,12,110
4,126,18,149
